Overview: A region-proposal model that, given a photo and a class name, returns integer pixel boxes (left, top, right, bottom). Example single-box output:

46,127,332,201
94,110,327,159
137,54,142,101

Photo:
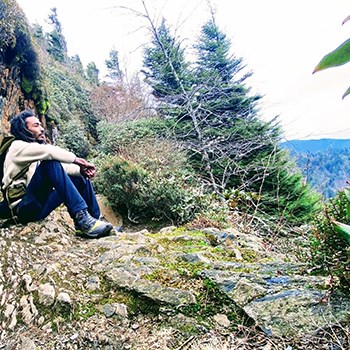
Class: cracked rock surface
0,207,349,349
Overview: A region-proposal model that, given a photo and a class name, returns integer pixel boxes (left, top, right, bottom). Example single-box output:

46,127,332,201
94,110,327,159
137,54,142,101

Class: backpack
0,135,16,190
0,135,30,218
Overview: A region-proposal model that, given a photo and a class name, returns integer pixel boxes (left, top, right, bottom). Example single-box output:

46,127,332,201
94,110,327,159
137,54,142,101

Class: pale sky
15,0,350,141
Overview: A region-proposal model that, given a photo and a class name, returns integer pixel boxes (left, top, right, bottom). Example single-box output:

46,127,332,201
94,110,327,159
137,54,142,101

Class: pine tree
46,8,67,62
32,23,46,48
142,18,190,100
185,18,263,186
105,49,122,82
192,19,320,223
194,18,260,126
142,15,320,224
196,19,241,82
86,62,99,85
69,54,85,76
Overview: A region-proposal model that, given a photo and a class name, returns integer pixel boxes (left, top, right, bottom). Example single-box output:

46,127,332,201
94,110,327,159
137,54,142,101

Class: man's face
25,116,46,143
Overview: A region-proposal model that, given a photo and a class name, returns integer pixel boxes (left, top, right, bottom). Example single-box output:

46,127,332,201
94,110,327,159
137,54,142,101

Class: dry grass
185,323,350,350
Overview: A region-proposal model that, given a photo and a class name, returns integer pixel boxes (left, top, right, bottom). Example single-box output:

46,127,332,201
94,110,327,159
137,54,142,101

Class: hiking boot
114,225,123,232
74,209,113,239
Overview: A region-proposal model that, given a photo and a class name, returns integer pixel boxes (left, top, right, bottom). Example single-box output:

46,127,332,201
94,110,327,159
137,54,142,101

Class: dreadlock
10,109,37,143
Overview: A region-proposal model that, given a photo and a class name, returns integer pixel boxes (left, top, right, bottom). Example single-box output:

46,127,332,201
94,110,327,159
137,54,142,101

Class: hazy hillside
281,138,350,153
281,139,350,198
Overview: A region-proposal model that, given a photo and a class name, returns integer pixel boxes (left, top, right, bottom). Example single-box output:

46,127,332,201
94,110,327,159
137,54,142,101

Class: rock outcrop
0,207,349,349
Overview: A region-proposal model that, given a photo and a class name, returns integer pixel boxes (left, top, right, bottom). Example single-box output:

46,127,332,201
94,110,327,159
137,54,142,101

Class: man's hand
74,157,96,179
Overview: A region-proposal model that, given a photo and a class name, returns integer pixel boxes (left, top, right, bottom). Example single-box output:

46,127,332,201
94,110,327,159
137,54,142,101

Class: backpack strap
4,163,31,205
0,136,31,220
0,135,16,199
12,163,31,182
0,135,15,154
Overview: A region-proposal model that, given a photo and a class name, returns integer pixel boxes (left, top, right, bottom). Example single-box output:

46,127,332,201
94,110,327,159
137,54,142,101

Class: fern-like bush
309,190,350,291
94,155,205,224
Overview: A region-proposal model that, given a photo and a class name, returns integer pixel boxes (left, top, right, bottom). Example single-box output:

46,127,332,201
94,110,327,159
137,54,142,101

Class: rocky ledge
0,207,349,349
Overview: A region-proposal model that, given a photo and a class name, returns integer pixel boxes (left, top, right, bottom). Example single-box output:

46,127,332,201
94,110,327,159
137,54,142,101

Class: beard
35,133,47,144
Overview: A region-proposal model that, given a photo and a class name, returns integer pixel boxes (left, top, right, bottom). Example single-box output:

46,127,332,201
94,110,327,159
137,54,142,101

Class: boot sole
76,224,113,239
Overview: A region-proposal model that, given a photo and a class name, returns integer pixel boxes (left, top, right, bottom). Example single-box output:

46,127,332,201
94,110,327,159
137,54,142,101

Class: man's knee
40,159,63,170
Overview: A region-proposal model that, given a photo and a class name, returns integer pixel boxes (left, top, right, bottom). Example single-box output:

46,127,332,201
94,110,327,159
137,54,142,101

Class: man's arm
11,140,76,165
73,157,96,179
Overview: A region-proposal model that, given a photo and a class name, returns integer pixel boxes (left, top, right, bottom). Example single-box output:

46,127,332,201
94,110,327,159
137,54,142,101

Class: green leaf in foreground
342,15,350,25
344,187,350,202
346,202,350,221
343,188,350,219
342,85,350,99
313,38,350,73
333,220,350,245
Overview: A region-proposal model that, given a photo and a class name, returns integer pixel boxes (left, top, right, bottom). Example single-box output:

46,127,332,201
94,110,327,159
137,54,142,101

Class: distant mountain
280,138,350,153
280,138,350,198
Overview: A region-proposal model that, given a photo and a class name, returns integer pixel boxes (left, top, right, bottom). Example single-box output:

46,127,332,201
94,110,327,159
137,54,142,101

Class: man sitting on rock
1,109,113,238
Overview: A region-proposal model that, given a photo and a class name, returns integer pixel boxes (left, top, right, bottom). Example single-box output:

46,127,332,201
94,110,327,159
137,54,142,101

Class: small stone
57,292,71,305
70,333,79,340
86,276,100,291
22,274,36,292
97,333,109,344
37,316,45,325
131,323,140,330
8,310,17,329
38,283,55,306
42,322,52,332
159,226,176,234
181,252,211,264
20,336,36,350
156,244,165,253
232,248,243,260
102,303,115,317
33,236,45,244
20,295,38,325
104,346,114,350
114,303,128,318
213,314,230,327
139,229,149,235
4,304,15,318
56,292,72,315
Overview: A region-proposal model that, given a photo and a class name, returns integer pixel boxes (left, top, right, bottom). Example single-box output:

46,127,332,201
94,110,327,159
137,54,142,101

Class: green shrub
58,121,90,158
44,63,98,139
94,155,204,224
309,190,350,291
96,118,171,154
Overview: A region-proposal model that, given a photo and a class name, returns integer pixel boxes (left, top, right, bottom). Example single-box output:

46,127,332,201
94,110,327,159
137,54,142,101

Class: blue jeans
16,160,100,224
